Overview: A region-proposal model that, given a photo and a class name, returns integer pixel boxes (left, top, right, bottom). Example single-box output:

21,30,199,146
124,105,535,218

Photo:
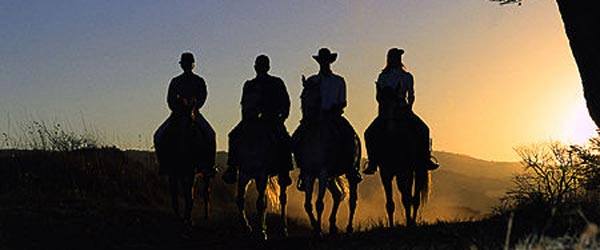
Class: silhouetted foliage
1,120,100,151
505,142,587,208
572,136,600,193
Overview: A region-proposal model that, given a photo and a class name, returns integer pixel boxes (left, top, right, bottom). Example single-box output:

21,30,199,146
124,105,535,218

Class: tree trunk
555,0,600,128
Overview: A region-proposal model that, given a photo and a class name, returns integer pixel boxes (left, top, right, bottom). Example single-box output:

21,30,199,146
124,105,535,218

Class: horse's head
301,79,322,123
176,95,198,120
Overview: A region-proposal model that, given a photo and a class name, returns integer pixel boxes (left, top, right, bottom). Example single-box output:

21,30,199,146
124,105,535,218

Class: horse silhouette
154,104,213,224
292,78,360,236
366,87,431,227
231,119,289,240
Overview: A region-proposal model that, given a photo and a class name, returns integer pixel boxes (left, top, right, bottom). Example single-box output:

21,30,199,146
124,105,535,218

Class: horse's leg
182,174,195,226
168,175,181,219
315,175,327,235
397,170,415,227
279,178,289,238
411,169,427,225
202,175,211,220
255,176,268,241
379,170,395,227
303,178,319,234
327,178,342,235
346,178,358,233
236,174,251,233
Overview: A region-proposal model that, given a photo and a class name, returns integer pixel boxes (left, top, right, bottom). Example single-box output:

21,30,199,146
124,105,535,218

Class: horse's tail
266,176,281,212
417,170,431,206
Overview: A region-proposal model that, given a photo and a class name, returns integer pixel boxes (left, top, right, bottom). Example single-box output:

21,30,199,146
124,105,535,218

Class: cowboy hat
179,52,195,64
312,48,337,64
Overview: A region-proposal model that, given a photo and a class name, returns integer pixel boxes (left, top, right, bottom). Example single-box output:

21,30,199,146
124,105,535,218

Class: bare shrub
1,120,101,151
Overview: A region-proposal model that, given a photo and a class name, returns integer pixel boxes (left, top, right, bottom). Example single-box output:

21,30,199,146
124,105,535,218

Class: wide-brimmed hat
312,48,337,64
179,52,195,64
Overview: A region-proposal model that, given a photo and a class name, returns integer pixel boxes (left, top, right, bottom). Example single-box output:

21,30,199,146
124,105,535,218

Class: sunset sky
0,0,596,161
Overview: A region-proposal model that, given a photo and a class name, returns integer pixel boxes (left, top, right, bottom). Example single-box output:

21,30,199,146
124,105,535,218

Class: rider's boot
425,156,440,170
423,138,440,171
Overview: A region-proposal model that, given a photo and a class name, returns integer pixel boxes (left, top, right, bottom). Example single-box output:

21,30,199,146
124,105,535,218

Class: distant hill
354,151,522,223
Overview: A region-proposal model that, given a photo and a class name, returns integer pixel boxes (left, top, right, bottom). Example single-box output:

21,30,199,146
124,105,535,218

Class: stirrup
425,156,440,171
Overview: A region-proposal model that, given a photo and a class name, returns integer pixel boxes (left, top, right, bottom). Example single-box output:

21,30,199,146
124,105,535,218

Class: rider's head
313,48,337,72
387,48,404,67
179,52,195,72
383,48,405,73
254,54,270,76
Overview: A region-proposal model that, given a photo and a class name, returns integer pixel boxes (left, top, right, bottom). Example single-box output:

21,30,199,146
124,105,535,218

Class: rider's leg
412,113,438,170
363,119,380,174
292,125,307,191
338,117,362,182
277,129,294,187
224,123,242,184
196,113,217,176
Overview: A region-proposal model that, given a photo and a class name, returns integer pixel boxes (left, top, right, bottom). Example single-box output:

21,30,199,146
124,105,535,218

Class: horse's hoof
280,228,289,238
252,230,267,241
329,225,339,235
312,228,323,240
240,222,252,234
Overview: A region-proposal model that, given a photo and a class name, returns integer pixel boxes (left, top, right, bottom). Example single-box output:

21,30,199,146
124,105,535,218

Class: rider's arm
334,77,348,115
375,84,384,104
278,79,291,120
340,77,348,109
196,77,208,109
240,81,255,120
167,79,178,112
406,73,415,107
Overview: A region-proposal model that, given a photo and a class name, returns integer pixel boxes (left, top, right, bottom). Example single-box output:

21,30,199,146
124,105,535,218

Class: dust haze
202,151,522,228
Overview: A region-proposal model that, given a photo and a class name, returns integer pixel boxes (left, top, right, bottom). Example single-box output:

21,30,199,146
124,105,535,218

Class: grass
2,120,600,249
2,147,599,249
